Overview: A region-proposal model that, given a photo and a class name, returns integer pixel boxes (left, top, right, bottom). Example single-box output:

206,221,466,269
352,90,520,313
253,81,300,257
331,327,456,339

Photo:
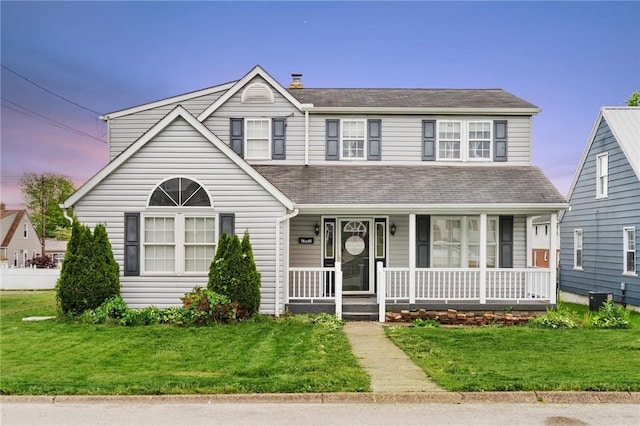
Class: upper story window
246,119,270,159
341,120,366,159
437,120,493,162
623,227,636,275
23,223,28,238
574,229,583,270
596,153,608,198
149,177,210,207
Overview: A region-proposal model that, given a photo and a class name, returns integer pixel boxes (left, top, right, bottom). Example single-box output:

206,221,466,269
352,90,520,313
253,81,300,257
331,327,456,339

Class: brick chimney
289,73,303,89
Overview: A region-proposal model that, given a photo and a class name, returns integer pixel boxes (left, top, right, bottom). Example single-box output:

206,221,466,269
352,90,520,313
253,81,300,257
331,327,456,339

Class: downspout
304,110,309,165
275,208,299,316
60,204,74,225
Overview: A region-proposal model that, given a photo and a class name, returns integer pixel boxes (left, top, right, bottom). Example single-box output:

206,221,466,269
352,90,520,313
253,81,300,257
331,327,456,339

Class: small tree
239,232,261,316
208,233,230,294
626,91,640,107
56,222,120,315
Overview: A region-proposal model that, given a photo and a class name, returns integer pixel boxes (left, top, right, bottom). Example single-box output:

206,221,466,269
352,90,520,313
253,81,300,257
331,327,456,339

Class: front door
340,219,372,293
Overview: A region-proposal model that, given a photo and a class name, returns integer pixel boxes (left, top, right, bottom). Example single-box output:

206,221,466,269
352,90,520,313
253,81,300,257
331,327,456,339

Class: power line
2,98,106,144
1,64,102,115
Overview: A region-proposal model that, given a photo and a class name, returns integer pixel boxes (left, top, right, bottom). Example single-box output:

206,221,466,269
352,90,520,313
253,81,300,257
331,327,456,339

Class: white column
377,261,386,322
335,261,343,320
409,214,416,305
479,213,487,304
526,216,534,267
549,213,558,304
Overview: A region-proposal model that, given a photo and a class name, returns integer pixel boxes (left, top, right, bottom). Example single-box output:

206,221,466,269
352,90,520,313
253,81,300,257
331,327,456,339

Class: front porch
286,262,557,321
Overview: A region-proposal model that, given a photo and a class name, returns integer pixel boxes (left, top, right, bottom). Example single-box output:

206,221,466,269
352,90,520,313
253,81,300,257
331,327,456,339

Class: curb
2,392,639,404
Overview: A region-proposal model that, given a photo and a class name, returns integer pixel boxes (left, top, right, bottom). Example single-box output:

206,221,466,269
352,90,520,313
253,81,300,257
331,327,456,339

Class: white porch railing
379,265,553,304
288,264,343,319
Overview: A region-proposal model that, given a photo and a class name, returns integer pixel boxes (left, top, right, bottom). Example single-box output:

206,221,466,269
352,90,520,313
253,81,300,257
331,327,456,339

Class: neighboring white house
0,203,42,268
530,215,560,268
62,66,566,319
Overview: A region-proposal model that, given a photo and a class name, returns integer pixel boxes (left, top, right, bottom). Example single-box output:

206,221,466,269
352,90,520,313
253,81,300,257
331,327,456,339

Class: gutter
60,204,74,225
274,208,299,316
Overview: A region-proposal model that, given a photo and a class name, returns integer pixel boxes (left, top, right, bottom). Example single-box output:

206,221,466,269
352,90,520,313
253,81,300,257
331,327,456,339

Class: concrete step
342,312,379,321
342,302,378,313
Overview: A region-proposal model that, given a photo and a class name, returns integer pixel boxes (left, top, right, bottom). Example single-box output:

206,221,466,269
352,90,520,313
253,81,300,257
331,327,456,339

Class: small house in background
44,238,67,266
560,107,640,310
531,215,559,268
0,203,42,268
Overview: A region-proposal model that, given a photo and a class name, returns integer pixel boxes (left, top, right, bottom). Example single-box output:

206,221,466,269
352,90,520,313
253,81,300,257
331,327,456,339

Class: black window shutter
499,216,514,268
422,120,436,161
124,212,140,276
416,215,431,267
367,119,381,160
272,118,286,159
494,120,508,162
326,119,340,160
230,118,244,158
220,213,235,236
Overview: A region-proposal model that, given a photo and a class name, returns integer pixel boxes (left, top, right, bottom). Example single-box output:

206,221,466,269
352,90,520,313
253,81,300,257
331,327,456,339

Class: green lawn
0,291,369,395
385,303,640,392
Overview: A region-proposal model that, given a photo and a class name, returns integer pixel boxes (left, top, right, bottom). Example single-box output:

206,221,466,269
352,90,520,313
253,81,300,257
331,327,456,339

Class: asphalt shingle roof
253,165,565,206
287,88,539,109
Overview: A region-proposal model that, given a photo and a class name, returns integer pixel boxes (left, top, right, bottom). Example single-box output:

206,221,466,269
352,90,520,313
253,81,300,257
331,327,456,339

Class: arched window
149,177,210,207
241,82,274,104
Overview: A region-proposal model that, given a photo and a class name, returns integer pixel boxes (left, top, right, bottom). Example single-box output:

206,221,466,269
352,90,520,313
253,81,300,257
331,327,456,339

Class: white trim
573,228,583,270
339,119,367,160
63,105,294,210
623,226,636,275
197,65,303,121
302,106,541,115
101,82,236,120
295,203,567,215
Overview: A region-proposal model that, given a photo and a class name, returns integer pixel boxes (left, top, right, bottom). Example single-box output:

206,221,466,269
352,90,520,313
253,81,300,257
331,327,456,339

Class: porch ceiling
253,165,567,209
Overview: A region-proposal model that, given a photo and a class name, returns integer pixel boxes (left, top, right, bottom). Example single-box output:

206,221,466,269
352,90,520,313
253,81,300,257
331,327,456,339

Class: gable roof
63,106,293,210
1,210,25,247
253,165,566,213
101,81,236,120
288,88,539,112
196,65,305,121
565,107,640,203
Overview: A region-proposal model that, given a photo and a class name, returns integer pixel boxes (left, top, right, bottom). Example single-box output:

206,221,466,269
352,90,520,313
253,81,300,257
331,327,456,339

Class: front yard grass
0,291,369,395
386,303,640,391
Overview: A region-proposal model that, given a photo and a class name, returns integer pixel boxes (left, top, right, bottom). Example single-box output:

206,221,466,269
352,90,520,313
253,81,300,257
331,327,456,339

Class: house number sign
299,237,314,244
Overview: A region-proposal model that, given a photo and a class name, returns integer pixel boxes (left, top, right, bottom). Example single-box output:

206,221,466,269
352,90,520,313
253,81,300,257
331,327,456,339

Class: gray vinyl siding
73,117,287,312
560,117,640,307
108,90,227,160
202,76,305,163
289,215,322,267
388,215,410,267
306,115,531,164
513,215,526,268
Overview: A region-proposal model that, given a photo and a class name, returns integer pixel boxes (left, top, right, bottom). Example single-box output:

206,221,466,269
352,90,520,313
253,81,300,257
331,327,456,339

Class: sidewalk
344,321,444,392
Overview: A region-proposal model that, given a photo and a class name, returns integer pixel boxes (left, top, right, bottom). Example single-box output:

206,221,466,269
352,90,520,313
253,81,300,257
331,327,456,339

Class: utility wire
2,98,106,143
1,64,102,115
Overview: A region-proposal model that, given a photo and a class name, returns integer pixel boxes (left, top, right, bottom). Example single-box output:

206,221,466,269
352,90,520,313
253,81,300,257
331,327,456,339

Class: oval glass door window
345,235,366,256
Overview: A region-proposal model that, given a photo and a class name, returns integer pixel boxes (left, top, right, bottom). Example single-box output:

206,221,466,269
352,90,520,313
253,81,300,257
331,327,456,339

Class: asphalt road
2,401,639,426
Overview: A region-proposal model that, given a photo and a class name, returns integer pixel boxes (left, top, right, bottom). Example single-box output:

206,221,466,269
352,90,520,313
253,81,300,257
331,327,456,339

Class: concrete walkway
344,321,444,392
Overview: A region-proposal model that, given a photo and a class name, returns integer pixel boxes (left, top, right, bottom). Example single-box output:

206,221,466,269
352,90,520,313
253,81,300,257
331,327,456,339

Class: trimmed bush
238,232,261,317
56,222,120,315
589,301,631,329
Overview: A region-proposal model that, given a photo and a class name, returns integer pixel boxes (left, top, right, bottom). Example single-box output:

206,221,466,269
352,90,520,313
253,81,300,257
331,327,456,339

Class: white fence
0,268,60,290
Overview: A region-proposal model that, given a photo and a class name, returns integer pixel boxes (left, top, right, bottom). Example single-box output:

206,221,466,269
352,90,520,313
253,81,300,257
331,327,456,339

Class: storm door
340,219,373,293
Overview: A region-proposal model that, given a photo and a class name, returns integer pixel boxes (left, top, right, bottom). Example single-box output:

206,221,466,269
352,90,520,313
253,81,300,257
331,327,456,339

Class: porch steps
342,296,379,321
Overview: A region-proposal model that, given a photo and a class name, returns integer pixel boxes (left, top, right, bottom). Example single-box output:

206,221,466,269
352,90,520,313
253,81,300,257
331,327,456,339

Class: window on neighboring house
545,225,548,236
438,121,461,160
23,223,28,238
623,227,636,275
468,121,492,160
245,119,270,160
143,178,215,275
596,153,608,198
574,229,583,269
341,120,366,159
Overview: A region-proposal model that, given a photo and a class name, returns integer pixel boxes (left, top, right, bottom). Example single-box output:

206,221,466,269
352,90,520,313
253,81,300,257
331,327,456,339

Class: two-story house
1,203,42,268
62,66,566,319
560,107,639,310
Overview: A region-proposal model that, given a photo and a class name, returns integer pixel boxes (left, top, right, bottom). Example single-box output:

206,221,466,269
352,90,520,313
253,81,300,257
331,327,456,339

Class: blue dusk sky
1,1,639,209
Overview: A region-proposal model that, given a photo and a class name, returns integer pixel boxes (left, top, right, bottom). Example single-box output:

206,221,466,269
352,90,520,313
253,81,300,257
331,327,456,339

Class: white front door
339,219,373,293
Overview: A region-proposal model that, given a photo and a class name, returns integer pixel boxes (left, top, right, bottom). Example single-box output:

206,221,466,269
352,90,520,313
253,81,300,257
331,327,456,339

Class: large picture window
623,227,636,275
431,216,499,268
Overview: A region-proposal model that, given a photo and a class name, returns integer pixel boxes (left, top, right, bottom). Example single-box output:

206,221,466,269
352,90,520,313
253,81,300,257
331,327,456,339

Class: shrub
238,232,261,317
412,318,440,328
589,301,631,329
528,304,579,329
56,222,120,315
181,287,236,325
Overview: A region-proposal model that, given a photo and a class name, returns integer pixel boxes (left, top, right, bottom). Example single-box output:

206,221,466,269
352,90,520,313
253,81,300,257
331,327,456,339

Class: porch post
479,213,487,304
377,261,386,322
526,216,534,267
335,261,343,320
549,213,558,304
409,213,416,305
